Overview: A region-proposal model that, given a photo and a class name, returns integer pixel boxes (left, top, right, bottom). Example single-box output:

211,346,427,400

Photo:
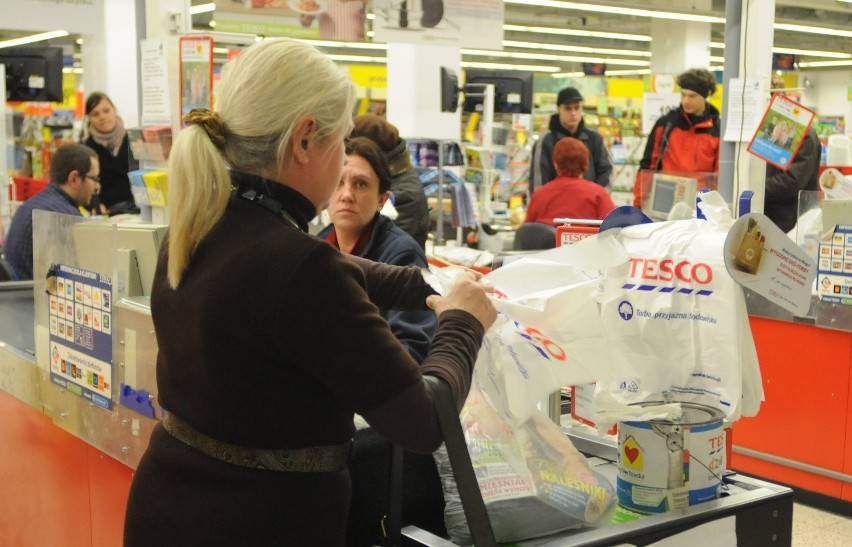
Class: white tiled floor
792,502,852,546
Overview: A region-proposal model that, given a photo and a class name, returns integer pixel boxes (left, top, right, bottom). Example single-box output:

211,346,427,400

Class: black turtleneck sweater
124,171,484,546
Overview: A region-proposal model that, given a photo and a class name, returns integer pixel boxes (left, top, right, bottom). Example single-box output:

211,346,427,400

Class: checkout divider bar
733,445,852,483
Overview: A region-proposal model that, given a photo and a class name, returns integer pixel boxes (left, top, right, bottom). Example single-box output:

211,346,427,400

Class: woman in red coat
525,137,616,226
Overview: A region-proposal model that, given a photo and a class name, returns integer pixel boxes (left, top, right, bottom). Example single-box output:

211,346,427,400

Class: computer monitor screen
440,66,459,112
73,222,168,297
462,69,534,114
0,46,64,102
648,174,698,221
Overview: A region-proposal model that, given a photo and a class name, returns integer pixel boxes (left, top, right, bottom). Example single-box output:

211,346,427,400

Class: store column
726,0,775,213
386,43,461,140
80,0,144,127
648,0,712,75
649,21,711,75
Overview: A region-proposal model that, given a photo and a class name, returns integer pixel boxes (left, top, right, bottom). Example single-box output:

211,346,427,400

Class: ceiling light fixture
462,61,560,72
503,39,651,58
505,0,724,24
304,39,387,50
325,54,387,64
798,59,852,68
775,22,852,39
190,3,215,15
593,68,651,76
708,42,851,59
0,30,70,49
507,1,852,41
503,24,650,42
462,47,650,66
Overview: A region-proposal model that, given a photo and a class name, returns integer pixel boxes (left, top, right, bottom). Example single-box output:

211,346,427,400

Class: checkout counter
0,206,810,545
728,184,852,512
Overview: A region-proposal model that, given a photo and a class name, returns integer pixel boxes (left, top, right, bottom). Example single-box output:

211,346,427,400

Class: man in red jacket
634,68,721,208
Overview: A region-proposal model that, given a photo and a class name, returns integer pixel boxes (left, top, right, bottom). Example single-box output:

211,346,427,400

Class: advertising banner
747,94,816,171
372,0,503,49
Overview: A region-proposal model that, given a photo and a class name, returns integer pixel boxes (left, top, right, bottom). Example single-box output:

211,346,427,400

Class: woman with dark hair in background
83,91,139,215
320,136,443,545
351,114,431,249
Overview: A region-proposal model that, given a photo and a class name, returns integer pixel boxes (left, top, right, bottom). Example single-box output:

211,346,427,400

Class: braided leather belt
162,412,351,473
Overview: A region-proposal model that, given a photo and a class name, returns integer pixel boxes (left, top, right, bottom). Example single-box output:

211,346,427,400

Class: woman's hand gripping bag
434,382,616,545
593,217,762,423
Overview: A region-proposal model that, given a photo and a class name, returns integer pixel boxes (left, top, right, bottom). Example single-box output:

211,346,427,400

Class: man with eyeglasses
3,143,100,280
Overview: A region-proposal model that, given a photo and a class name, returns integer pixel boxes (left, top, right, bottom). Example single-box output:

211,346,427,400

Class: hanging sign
747,94,816,171
179,36,214,121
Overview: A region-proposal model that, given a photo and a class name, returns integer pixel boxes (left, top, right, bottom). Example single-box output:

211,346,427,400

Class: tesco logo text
629,258,713,285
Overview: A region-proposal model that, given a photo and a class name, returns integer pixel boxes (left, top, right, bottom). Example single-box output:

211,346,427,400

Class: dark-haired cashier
320,136,441,545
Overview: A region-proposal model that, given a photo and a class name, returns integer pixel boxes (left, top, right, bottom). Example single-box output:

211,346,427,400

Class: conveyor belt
0,282,35,355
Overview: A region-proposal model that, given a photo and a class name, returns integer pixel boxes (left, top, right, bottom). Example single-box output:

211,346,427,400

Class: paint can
616,402,726,513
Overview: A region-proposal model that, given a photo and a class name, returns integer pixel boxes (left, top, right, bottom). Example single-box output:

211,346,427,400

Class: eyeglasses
86,174,101,183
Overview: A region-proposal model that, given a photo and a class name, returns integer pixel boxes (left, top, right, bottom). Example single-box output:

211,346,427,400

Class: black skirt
124,424,351,546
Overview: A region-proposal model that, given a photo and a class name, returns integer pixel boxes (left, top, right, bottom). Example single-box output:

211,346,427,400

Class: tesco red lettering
629,258,713,284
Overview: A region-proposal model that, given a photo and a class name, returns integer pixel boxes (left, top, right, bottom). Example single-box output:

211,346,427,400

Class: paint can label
616,403,726,513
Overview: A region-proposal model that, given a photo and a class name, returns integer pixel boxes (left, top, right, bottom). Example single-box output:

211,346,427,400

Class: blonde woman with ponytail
124,39,496,546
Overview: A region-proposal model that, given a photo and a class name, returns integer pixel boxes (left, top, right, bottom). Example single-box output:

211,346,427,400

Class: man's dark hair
344,137,393,194
50,143,97,186
677,68,717,98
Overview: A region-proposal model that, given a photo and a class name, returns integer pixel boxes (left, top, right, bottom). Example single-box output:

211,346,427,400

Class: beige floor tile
791,502,852,546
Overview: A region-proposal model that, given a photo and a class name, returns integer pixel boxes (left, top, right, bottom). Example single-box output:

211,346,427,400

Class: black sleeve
639,119,666,170
764,130,820,203
538,133,557,184
592,133,613,187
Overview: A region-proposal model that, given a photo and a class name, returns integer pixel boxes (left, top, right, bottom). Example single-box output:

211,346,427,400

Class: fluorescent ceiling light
0,30,70,49
303,39,386,50
775,22,852,39
711,41,851,59
503,39,650,58
503,24,650,42
505,1,724,24
798,59,852,68
550,68,651,78
771,47,851,59
462,47,649,66
190,2,215,15
505,1,852,41
461,61,560,72
602,68,651,76
326,54,386,64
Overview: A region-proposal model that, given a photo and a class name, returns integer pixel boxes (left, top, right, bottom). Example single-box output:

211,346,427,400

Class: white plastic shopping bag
434,382,616,545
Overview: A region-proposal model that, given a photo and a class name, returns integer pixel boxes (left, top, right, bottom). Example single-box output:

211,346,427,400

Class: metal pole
436,140,445,245
718,0,742,204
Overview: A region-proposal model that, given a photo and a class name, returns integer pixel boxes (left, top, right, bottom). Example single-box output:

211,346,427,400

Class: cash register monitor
73,222,168,297
647,174,698,221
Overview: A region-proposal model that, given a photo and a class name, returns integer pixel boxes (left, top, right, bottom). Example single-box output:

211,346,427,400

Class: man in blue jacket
4,144,100,280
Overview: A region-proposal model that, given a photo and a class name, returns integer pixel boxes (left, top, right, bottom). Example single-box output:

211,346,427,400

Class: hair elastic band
184,108,226,151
